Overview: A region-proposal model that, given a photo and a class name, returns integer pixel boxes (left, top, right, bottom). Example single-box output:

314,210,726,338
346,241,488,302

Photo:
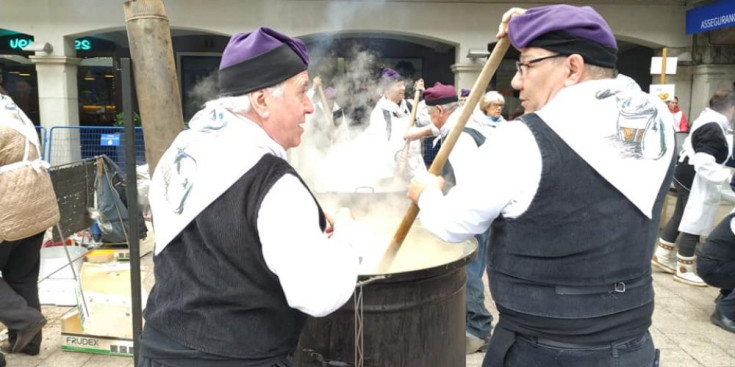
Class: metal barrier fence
36,126,47,160
47,126,146,170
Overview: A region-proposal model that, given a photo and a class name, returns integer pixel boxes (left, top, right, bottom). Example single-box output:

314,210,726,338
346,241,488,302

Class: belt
521,335,612,350
555,275,649,295
519,333,645,351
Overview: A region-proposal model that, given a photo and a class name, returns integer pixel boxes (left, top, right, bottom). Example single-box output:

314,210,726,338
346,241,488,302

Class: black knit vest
489,113,673,319
144,154,325,359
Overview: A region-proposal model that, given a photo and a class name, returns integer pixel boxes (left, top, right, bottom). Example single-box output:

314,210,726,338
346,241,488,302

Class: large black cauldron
294,222,476,367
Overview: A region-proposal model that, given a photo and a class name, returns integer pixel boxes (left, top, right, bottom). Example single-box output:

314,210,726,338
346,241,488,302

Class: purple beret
423,82,458,106
380,68,401,83
218,27,309,96
460,89,470,97
508,5,618,68
324,86,337,100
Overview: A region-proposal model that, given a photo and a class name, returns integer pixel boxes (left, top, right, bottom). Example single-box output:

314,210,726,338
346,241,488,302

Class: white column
29,55,82,165
690,64,735,118
451,62,483,93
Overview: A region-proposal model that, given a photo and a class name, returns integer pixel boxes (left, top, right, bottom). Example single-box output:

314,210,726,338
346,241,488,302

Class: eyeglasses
490,104,504,109
515,54,563,76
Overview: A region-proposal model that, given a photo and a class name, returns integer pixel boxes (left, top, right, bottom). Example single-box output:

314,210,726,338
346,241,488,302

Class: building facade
1,0,733,163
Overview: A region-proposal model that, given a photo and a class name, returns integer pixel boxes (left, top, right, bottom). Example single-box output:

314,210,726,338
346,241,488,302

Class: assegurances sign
687,0,735,34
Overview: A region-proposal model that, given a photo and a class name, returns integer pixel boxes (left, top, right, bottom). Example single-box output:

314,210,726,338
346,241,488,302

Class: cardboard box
60,310,134,357
39,278,78,306
57,222,153,355
76,262,147,339
38,246,89,306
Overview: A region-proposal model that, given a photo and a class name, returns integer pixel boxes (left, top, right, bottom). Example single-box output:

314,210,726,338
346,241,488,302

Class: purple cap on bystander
380,68,401,83
324,87,337,100
424,82,458,106
460,89,470,97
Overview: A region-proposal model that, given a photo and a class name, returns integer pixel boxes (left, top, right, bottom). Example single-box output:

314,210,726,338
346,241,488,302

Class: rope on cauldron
354,275,386,367
300,348,351,366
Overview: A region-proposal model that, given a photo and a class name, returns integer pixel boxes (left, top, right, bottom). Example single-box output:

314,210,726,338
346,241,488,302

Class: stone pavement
3,194,735,366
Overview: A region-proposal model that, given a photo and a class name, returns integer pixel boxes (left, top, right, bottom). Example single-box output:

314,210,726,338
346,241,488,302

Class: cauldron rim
357,239,477,283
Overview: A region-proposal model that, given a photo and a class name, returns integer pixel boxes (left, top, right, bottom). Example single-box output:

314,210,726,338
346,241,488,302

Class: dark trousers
483,327,655,367
139,325,295,367
139,356,294,367
661,181,699,257
139,358,294,367
0,231,45,350
698,257,735,317
466,229,493,339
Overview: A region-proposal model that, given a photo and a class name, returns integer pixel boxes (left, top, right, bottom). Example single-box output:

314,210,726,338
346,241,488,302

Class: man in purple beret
408,5,675,367
306,76,345,129
459,88,470,105
366,68,425,188
421,82,488,191
142,27,363,367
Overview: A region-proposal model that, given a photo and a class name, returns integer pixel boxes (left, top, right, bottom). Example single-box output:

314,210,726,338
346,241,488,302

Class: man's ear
249,90,270,118
564,54,585,86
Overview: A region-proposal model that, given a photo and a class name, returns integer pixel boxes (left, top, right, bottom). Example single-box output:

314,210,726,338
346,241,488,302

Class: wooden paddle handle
400,89,423,155
376,37,511,273
407,89,421,129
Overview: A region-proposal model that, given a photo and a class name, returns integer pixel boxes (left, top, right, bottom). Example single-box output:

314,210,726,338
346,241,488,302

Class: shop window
0,32,39,124
178,53,221,122
78,57,116,126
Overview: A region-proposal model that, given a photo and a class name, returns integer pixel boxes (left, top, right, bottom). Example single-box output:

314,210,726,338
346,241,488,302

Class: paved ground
3,193,735,366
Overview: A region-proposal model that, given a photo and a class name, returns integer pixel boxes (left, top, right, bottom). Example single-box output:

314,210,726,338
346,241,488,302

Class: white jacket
679,108,733,235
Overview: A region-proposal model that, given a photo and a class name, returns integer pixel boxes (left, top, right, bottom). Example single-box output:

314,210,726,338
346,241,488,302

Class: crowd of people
2,3,735,367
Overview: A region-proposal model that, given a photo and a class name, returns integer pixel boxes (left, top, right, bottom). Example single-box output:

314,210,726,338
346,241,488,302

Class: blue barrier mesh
47,126,146,170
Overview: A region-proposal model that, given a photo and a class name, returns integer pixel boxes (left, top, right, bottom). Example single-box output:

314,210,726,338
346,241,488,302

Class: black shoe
0,342,39,356
11,317,46,353
710,310,735,333
0,352,5,367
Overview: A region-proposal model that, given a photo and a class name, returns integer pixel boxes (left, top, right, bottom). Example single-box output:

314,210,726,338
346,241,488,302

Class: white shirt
419,121,541,242
259,173,360,317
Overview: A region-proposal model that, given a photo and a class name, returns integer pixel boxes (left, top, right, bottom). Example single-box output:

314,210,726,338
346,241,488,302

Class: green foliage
114,112,142,127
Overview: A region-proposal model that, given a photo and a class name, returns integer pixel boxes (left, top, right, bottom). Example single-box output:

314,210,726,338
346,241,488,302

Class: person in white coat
365,68,424,187
654,88,735,286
